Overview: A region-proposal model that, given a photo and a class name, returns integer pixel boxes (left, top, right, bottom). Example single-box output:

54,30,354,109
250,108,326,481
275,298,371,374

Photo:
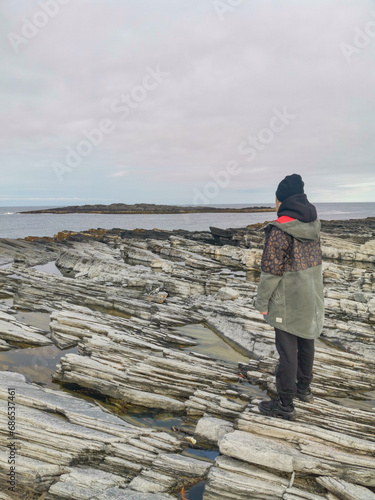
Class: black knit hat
276,174,304,202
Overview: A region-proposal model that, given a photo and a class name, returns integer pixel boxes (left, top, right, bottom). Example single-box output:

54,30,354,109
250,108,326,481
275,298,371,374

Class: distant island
19,203,275,215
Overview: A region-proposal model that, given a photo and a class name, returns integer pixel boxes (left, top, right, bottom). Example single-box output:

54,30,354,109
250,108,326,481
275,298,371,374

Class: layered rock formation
0,218,374,499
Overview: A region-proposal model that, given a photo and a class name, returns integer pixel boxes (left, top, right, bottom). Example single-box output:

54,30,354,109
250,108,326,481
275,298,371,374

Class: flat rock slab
316,476,375,500
0,371,190,498
216,287,240,300
0,448,63,495
203,455,329,500
0,371,150,438
46,467,129,500
94,492,177,500
0,311,52,345
219,429,299,473
194,415,234,443
218,430,375,486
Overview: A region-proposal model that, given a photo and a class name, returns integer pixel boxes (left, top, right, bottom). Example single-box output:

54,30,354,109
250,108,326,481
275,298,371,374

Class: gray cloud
0,0,374,205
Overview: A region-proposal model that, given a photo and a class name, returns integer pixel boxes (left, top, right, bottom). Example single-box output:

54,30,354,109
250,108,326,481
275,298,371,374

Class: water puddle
109,404,184,431
186,480,206,499
14,309,51,331
0,296,14,306
58,384,216,472
173,323,251,365
33,261,63,276
33,260,74,278
330,392,375,412
182,446,219,462
0,315,253,499
0,352,210,498
0,344,78,388
0,297,52,336
0,333,207,442
0,262,13,269
173,322,264,400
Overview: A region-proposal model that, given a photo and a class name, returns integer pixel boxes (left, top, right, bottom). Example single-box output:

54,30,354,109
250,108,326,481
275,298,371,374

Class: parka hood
264,191,320,241
268,218,321,242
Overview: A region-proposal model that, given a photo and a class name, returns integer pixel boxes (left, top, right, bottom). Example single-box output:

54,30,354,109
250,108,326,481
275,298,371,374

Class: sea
0,203,374,240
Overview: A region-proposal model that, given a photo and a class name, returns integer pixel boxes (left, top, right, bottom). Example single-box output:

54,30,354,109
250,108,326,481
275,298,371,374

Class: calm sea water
0,203,374,239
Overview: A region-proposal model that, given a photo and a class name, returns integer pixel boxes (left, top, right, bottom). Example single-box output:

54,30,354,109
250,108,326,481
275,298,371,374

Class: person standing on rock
255,174,324,420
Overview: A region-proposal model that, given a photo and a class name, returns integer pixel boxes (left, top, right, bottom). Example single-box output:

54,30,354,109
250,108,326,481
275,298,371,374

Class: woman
255,174,324,420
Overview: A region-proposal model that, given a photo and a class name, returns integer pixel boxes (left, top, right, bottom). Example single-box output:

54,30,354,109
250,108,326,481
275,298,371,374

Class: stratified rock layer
0,217,374,499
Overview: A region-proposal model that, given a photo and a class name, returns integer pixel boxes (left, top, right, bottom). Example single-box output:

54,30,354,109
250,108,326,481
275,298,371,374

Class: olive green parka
255,215,324,339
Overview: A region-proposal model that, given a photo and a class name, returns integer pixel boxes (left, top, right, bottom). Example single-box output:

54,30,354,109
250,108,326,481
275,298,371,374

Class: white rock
217,287,240,300
195,416,234,443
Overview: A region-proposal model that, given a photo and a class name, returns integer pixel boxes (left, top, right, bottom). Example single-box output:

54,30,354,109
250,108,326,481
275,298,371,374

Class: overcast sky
1,0,374,206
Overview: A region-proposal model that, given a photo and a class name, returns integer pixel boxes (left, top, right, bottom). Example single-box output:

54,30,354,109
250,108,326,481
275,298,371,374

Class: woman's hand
260,311,268,315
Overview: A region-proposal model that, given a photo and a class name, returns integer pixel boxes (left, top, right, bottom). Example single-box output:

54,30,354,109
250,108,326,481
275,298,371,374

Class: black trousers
274,327,314,399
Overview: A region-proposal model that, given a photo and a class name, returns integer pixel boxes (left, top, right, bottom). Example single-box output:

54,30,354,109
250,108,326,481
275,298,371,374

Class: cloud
339,181,375,188
0,0,375,204
109,170,131,177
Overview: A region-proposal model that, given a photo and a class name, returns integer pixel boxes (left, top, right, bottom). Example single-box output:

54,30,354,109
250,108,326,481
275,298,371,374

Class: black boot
258,396,296,420
296,382,314,402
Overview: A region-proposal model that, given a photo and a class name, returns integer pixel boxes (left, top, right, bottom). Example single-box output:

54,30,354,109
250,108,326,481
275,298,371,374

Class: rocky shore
0,217,374,499
19,203,275,215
